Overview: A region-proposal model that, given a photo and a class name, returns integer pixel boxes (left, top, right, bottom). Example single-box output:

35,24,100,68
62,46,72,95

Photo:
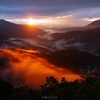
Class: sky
0,0,100,27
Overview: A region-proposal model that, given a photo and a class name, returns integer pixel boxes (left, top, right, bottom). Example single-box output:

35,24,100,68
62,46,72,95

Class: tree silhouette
0,76,13,97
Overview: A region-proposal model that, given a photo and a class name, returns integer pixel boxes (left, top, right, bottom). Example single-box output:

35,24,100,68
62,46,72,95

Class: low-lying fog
0,49,80,89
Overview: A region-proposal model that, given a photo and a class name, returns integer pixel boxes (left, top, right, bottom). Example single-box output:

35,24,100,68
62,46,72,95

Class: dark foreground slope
0,19,47,41
42,49,100,73
0,74,100,100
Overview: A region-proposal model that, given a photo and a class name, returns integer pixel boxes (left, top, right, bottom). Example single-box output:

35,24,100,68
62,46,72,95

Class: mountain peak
0,19,47,40
0,19,10,22
87,20,100,27
0,19,15,25
0,19,7,23
0,19,5,21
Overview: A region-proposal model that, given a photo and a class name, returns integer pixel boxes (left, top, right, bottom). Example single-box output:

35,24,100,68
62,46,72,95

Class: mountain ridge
0,19,47,40
87,20,100,27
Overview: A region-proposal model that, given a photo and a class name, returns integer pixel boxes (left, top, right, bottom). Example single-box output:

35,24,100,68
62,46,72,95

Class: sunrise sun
27,19,35,25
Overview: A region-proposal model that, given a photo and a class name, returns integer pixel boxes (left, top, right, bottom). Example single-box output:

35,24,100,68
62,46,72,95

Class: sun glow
27,19,35,25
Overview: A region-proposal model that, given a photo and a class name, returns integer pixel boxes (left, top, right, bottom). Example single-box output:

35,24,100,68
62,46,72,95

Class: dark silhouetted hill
0,19,47,41
87,20,100,28
43,49,100,73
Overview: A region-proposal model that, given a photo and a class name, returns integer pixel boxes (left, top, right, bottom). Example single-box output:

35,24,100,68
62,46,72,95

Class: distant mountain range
50,20,100,55
42,20,100,33
0,19,100,73
0,19,100,55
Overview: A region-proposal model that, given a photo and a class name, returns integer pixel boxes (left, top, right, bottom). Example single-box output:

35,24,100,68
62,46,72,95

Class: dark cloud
0,6,66,16
0,0,100,17
0,0,100,7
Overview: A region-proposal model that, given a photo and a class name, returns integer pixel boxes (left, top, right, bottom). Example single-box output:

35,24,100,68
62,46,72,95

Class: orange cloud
0,49,80,89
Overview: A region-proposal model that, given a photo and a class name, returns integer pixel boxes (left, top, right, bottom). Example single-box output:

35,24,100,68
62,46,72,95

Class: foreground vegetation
0,66,100,100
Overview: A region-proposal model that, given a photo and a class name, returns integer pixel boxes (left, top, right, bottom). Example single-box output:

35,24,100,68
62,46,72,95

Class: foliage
0,66,100,100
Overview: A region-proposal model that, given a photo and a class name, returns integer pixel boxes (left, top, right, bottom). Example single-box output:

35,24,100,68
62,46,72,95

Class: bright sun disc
28,19,34,25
